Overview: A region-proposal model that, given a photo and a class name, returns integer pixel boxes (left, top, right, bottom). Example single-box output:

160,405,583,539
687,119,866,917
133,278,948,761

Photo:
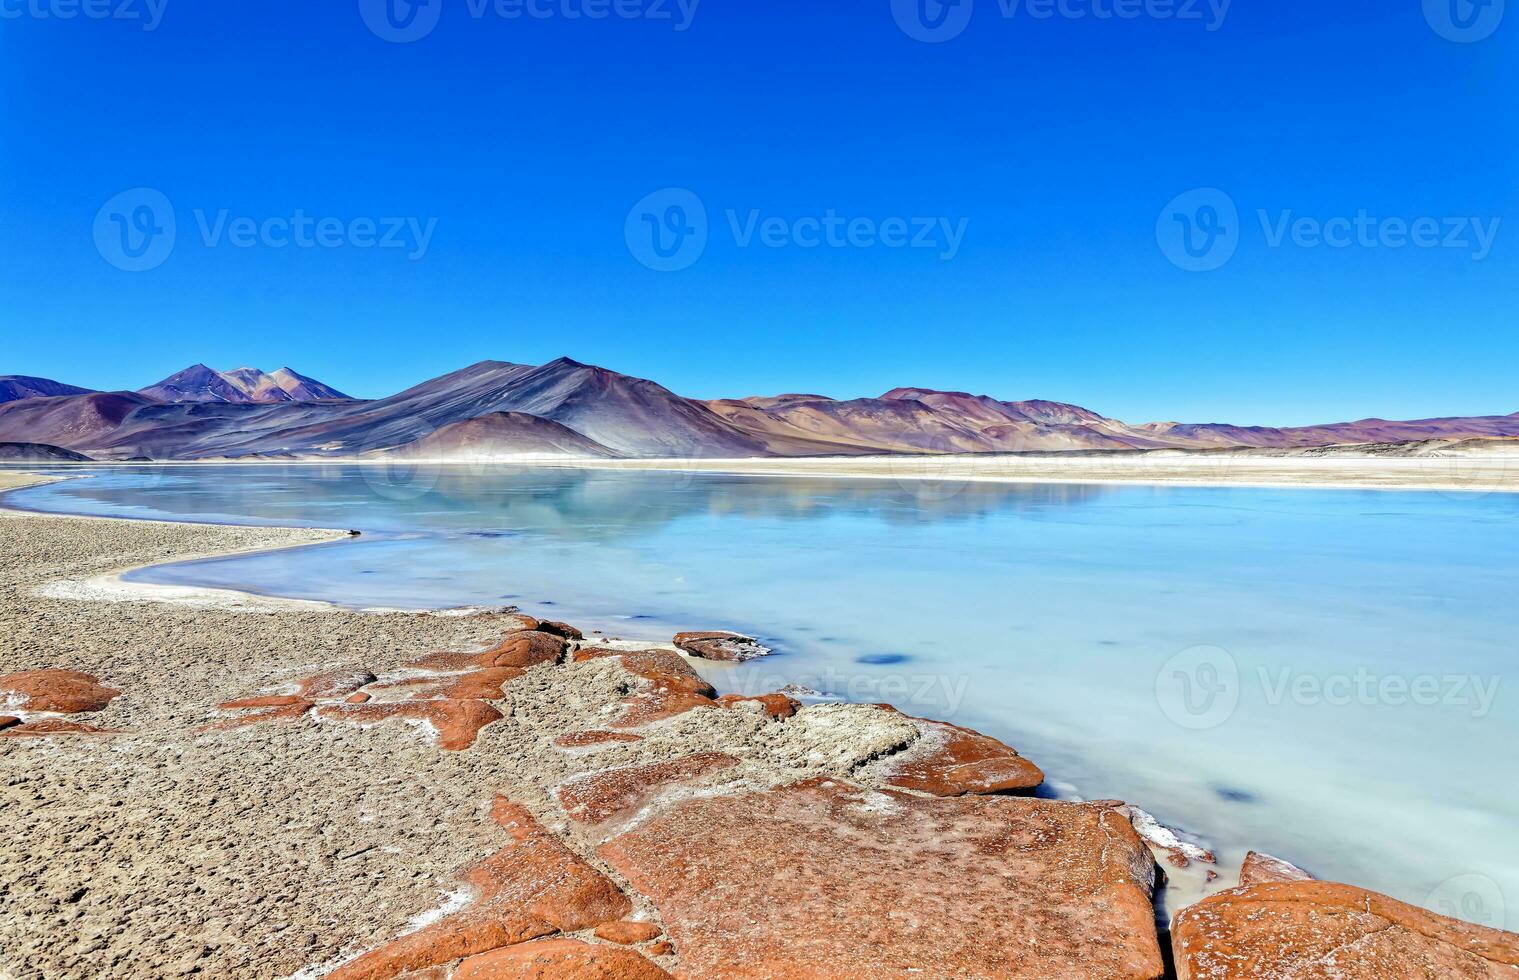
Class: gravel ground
0,472,919,980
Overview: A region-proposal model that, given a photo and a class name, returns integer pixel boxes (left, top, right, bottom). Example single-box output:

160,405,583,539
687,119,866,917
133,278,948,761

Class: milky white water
9,463,1517,930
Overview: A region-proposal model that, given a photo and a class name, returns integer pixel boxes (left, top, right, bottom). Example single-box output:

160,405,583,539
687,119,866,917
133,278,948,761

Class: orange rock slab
429,667,525,700
200,700,314,732
413,631,566,672
672,631,769,662
1,718,120,737
714,693,799,719
219,694,307,710
0,669,121,714
535,620,584,640
298,667,378,699
573,648,717,728
599,777,1164,979
1172,880,1519,980
453,939,669,980
555,730,645,750
315,700,504,751
558,752,739,826
1238,850,1313,886
878,712,1044,796
330,799,632,980
594,921,663,945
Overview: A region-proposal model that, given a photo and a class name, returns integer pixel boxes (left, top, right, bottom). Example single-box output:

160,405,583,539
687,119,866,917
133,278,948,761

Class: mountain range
0,358,1516,461
136,364,352,404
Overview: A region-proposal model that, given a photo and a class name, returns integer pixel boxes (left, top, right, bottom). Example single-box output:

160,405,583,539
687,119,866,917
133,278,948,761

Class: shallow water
10,463,1518,930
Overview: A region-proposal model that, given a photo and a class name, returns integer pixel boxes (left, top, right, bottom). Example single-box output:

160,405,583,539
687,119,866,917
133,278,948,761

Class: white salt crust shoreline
6,449,1519,493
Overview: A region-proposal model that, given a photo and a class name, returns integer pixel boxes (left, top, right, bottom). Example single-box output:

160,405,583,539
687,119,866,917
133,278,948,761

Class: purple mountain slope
2,357,1516,460
139,365,353,404
0,375,97,404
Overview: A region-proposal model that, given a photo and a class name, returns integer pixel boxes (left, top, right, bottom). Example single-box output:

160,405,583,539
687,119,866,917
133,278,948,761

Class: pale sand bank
18,450,1518,492
519,451,1519,493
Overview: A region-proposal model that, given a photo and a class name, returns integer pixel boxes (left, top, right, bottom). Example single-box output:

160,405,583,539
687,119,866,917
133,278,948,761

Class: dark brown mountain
0,442,93,461
382,412,618,459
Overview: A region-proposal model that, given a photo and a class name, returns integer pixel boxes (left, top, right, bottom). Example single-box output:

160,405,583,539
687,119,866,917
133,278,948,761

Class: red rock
297,667,378,700
409,650,487,671
558,753,739,826
0,716,18,731
415,632,566,672
200,700,314,732
573,648,717,728
1,719,120,737
599,778,1164,979
500,613,541,632
535,620,584,640
644,941,673,959
452,939,670,980
0,669,121,714
482,632,567,669
671,631,770,662
1238,850,1313,886
428,667,525,701
593,921,663,945
363,677,440,695
346,692,372,704
1172,880,1519,979
219,695,307,710
714,693,799,720
314,699,504,751
330,798,631,980
877,711,1044,796
554,730,645,749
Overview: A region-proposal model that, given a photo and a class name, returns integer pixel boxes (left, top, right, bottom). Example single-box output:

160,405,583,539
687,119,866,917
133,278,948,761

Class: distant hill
1,356,1515,461
383,412,618,459
0,376,96,405
139,364,352,404
0,442,92,461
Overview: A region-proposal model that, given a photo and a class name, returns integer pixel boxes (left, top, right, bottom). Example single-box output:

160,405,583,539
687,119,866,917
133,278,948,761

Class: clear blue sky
2,0,1514,425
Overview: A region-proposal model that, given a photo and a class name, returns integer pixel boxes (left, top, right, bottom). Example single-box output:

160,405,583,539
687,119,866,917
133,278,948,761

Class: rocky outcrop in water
671,630,771,662
1172,880,1519,979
